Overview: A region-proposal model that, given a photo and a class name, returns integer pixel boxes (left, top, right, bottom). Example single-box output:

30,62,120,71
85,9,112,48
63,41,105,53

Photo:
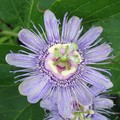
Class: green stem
0,31,18,37
0,36,10,43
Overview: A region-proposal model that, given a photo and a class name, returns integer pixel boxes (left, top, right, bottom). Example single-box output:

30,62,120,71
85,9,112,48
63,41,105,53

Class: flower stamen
45,43,82,80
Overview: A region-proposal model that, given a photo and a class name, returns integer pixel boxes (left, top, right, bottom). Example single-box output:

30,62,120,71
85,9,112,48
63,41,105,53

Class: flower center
45,43,82,80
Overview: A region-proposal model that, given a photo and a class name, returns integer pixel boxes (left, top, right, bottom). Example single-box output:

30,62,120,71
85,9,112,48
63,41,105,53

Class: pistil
53,43,80,67
45,43,82,80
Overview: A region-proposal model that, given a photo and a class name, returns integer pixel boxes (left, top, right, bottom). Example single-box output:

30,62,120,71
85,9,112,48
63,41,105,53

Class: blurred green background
0,0,120,119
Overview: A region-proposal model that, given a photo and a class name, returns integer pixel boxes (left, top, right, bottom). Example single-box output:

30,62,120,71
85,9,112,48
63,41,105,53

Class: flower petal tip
18,82,27,96
106,82,113,89
5,53,13,65
18,29,28,37
96,26,103,32
44,9,54,16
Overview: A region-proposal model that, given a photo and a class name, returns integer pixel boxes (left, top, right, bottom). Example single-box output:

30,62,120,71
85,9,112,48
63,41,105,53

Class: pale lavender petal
49,111,63,120
40,97,64,120
49,117,63,120
57,87,72,118
19,75,50,103
6,53,38,68
61,15,82,43
61,12,68,43
65,17,82,43
88,66,112,76
44,10,60,43
73,81,92,106
90,86,105,97
19,74,43,95
84,43,112,63
94,98,114,109
27,76,50,103
77,26,103,50
19,29,45,52
82,67,113,90
92,113,109,120
40,99,56,111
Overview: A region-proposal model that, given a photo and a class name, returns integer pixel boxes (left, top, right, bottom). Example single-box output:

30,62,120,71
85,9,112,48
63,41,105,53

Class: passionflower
72,88,114,120
6,10,113,118
41,88,114,120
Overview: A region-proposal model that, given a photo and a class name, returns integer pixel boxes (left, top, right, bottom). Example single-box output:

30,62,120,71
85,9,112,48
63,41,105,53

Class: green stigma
72,109,94,120
70,42,78,51
61,55,67,61
54,48,62,58
72,105,94,120
69,55,80,64
53,43,81,65
46,43,82,79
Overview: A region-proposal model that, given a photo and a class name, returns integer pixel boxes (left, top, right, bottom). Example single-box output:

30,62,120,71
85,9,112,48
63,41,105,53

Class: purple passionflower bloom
6,10,113,118
41,89,114,120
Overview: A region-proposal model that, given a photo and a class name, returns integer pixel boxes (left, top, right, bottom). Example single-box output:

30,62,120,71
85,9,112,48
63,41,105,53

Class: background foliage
0,0,120,119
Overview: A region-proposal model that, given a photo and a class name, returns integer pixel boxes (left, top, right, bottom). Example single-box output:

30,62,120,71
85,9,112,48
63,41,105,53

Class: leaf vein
10,0,25,26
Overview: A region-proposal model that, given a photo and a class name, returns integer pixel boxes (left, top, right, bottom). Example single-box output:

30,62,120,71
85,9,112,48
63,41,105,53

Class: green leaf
106,63,120,93
39,0,55,11
0,86,44,120
0,64,15,85
0,0,40,28
0,0,55,45
94,51,120,93
108,94,120,119
0,0,55,29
